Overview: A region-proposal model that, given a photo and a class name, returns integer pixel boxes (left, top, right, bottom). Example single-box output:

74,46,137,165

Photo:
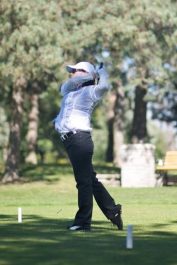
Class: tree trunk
113,86,125,167
105,84,125,167
25,94,39,164
131,85,147,143
105,92,116,162
2,77,25,183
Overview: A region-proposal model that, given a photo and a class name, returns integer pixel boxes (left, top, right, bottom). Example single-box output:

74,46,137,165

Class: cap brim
66,65,76,73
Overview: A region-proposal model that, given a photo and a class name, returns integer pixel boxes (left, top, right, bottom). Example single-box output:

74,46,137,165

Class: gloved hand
95,63,109,84
95,62,103,84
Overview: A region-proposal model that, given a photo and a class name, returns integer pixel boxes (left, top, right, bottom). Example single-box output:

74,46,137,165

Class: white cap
66,62,95,74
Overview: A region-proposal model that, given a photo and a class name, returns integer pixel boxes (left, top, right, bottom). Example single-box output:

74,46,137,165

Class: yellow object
156,151,177,171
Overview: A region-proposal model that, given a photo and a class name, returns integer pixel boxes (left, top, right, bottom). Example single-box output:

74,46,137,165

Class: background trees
0,0,63,182
0,0,177,182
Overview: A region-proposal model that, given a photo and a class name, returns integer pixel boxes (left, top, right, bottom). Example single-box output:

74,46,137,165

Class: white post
126,225,133,249
18,207,22,223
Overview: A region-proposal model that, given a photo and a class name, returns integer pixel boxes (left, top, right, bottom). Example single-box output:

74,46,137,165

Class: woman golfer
54,61,123,231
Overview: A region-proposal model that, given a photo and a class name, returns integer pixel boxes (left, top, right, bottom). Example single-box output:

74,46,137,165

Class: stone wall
120,144,156,187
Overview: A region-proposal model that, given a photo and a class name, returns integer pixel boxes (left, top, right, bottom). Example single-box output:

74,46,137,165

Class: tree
131,84,147,142
0,0,63,182
25,92,39,165
1,0,176,182
125,0,177,142
58,0,177,160
0,107,9,163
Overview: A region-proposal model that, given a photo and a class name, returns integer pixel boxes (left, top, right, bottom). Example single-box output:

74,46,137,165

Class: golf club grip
99,62,103,69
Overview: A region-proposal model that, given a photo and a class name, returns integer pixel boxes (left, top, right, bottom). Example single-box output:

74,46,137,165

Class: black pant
63,131,116,226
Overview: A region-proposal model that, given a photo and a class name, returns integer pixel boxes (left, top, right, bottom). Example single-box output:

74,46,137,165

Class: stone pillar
120,144,156,187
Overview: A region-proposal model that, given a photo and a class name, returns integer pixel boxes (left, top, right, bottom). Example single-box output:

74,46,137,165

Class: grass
0,163,177,265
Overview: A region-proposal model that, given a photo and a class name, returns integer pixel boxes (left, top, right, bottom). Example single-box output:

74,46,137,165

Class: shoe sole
67,224,91,232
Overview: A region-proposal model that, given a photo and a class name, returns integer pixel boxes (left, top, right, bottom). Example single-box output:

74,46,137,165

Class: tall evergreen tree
0,0,63,182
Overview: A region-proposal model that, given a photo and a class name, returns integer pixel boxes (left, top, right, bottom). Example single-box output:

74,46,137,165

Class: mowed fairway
0,164,177,265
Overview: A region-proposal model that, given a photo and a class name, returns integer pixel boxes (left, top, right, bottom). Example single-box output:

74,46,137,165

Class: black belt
60,131,76,141
60,130,90,142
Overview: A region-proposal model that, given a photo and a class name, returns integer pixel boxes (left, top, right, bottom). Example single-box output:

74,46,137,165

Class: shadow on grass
18,162,120,184
0,215,177,265
19,163,73,183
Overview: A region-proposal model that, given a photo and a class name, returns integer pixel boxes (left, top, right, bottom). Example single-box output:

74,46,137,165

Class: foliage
0,0,177,175
0,0,64,85
148,121,169,159
0,0,66,180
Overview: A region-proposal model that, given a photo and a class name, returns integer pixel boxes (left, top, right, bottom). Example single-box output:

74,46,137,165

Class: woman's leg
64,132,93,227
91,168,123,230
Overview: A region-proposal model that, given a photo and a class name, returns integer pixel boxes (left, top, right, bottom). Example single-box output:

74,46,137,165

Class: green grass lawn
0,163,177,265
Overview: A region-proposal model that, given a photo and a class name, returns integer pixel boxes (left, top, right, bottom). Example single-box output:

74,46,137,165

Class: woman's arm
60,74,94,96
92,67,110,99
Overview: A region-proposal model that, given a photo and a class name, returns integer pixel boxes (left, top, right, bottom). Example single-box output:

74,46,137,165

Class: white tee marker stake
126,225,133,249
18,207,22,223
